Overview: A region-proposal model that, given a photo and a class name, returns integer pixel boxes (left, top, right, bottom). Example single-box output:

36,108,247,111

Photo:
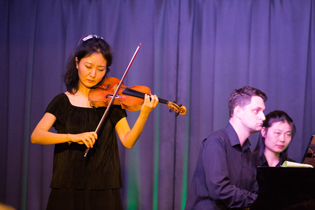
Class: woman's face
76,52,107,90
262,121,292,155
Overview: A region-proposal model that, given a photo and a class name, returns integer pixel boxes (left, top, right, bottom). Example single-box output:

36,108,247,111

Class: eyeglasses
82,34,103,42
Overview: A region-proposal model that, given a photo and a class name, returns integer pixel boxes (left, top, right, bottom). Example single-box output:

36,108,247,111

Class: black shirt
46,93,127,190
256,153,293,168
185,123,258,210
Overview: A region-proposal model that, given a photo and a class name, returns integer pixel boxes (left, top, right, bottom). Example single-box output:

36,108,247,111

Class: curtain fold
1,0,314,209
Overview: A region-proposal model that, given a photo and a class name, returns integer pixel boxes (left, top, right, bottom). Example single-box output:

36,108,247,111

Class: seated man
185,86,267,210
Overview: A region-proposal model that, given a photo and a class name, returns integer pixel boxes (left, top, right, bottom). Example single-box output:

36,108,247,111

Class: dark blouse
46,93,127,190
256,153,293,168
258,154,282,167
185,123,258,210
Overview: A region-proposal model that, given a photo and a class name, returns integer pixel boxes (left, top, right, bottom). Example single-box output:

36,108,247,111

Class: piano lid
251,167,315,210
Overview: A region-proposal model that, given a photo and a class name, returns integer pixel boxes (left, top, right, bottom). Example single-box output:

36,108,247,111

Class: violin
84,43,185,157
88,77,187,116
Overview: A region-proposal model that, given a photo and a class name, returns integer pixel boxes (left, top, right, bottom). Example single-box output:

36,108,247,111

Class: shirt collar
225,123,251,151
261,153,284,167
260,153,269,166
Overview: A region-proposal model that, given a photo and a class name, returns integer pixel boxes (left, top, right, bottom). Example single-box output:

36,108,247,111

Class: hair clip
82,34,103,42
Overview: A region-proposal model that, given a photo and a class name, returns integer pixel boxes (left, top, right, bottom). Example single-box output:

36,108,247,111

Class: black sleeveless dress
45,93,127,210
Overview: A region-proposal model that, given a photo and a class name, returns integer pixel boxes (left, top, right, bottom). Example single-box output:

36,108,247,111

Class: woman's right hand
31,113,98,148
69,132,98,148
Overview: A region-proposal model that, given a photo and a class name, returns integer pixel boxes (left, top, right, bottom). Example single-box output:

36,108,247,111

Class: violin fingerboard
122,88,169,104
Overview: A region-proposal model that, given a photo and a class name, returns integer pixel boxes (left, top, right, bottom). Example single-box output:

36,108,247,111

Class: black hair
228,86,267,118
64,35,113,93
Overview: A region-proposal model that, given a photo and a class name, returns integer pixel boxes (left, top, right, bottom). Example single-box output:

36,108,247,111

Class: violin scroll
167,101,187,116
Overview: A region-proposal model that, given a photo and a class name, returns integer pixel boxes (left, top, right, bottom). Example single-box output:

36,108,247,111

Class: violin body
89,77,149,111
89,77,187,116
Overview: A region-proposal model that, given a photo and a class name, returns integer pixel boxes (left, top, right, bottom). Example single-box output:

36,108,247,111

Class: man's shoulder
202,128,229,145
200,128,231,155
209,127,228,139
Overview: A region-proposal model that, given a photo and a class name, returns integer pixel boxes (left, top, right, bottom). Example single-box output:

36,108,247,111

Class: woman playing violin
31,34,158,210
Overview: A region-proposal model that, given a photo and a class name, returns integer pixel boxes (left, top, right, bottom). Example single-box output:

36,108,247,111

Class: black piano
251,167,315,210
251,135,315,210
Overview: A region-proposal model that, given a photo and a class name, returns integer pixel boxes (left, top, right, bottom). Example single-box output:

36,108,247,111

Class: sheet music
281,160,314,168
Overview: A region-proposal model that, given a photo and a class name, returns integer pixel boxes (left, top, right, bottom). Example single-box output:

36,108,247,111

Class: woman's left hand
140,94,159,115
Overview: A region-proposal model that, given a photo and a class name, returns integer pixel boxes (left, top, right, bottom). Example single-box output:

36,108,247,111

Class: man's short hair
228,86,267,118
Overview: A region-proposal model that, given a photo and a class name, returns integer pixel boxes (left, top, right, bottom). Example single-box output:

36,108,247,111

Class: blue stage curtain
0,0,314,209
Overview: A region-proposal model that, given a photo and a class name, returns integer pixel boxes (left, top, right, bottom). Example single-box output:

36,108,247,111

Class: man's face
239,96,266,133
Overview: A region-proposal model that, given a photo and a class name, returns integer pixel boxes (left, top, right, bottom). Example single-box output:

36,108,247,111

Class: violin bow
84,43,142,157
